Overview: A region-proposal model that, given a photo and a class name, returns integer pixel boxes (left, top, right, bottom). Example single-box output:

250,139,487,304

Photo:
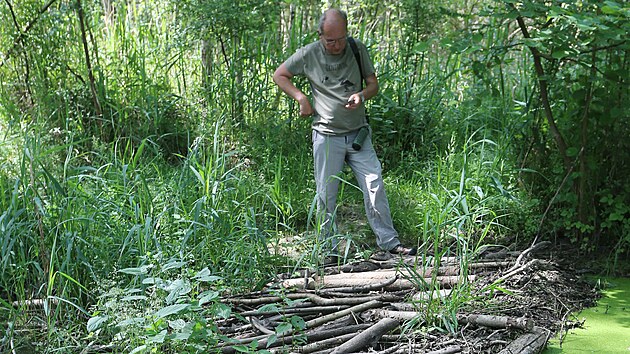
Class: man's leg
346,132,401,251
312,130,346,252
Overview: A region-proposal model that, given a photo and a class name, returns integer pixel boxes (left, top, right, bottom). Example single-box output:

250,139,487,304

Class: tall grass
3,0,615,350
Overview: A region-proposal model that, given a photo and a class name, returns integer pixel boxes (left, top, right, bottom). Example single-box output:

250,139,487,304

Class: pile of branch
214,248,556,353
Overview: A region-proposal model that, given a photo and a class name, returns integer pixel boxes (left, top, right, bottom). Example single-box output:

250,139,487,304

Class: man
273,8,416,257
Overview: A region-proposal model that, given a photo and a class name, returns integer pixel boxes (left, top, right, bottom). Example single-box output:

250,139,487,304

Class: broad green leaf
194,267,223,282
552,49,569,59
116,317,145,328
142,277,162,285
147,329,167,344
168,319,186,330
198,290,219,306
162,260,187,272
215,303,232,319
119,265,151,275
275,322,292,335
154,304,190,319
267,334,278,347
87,315,108,332
165,279,192,304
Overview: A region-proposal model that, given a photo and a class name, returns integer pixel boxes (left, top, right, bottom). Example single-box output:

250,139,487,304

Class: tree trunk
514,15,570,168
76,0,102,119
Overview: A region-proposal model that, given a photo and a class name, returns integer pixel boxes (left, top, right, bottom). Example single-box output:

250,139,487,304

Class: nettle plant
87,256,230,353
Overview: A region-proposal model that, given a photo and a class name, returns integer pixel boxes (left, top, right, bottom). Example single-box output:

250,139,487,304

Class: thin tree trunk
514,15,570,168
76,0,102,119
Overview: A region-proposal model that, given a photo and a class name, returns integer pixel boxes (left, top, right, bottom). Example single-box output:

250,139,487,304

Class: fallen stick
494,259,542,284
373,310,534,331
317,276,399,294
226,292,397,307
220,300,384,353
239,305,349,317
457,314,534,331
299,333,357,354
267,324,371,353
497,326,548,354
330,317,399,354
312,275,474,290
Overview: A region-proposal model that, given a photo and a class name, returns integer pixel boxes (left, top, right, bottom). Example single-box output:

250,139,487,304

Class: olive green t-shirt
284,39,375,135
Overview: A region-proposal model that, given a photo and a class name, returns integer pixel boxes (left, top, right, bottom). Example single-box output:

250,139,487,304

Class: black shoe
389,244,417,256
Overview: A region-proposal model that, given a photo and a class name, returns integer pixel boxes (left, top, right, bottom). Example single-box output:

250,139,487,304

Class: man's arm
273,63,314,117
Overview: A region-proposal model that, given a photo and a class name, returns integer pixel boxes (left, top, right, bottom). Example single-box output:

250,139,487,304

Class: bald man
273,8,416,259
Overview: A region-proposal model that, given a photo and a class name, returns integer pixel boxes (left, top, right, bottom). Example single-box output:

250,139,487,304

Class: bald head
318,8,348,36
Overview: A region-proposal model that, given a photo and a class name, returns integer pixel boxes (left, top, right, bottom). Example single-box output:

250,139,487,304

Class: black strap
347,37,364,90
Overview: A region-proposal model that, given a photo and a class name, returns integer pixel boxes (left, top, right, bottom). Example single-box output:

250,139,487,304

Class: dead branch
495,259,541,284
330,317,399,354
240,305,349,317
497,326,549,354
317,275,399,294
313,274,474,290
300,333,357,353
227,292,398,307
221,300,384,352
457,314,534,331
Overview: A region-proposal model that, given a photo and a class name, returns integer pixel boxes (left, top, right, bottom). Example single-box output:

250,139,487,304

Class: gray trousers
312,129,401,252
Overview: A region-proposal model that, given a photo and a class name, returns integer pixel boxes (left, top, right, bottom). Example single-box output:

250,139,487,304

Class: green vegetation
0,0,628,352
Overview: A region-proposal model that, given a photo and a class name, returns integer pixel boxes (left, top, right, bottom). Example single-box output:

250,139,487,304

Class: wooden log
312,274,474,290
226,292,398,307
282,277,315,289
267,324,371,353
497,326,548,354
239,305,349,317
317,276,399,294
373,310,534,331
330,317,399,354
458,314,534,331
299,333,357,354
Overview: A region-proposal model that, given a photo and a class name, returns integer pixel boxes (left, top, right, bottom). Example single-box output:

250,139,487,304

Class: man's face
320,22,347,55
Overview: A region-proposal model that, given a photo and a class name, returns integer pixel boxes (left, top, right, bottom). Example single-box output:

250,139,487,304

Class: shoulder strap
347,37,364,90
347,37,370,125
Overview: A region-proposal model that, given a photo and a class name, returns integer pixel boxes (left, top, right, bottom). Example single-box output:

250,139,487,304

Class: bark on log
226,292,398,306
372,310,534,331
240,305,349,317
312,274,474,290
268,324,371,353
459,313,533,330
317,276,399,294
498,326,548,354
299,333,357,353
330,317,399,354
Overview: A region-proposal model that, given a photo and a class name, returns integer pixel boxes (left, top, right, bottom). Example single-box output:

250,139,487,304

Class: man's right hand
298,95,314,117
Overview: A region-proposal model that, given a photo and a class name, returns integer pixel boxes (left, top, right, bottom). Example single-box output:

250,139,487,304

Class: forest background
0,0,628,352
